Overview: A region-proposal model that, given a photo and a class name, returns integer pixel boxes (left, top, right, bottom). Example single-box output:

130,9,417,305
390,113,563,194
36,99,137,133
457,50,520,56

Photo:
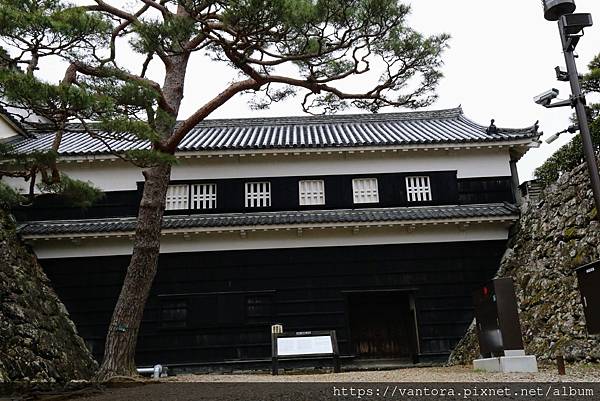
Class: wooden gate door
348,292,416,359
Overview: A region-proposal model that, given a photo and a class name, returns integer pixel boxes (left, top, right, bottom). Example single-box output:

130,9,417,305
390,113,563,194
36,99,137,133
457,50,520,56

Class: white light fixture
545,132,561,144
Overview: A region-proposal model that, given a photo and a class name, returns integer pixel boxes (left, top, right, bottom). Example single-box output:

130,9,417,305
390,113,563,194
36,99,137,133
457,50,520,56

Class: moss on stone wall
449,161,600,365
0,211,97,383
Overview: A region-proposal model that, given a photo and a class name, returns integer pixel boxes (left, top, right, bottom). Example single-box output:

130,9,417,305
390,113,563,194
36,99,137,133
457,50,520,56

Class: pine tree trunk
93,48,189,381
94,163,171,381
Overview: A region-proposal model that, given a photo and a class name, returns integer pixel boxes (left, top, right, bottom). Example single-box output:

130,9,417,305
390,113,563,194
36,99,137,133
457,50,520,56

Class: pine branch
103,4,151,66
85,1,139,23
166,78,261,151
81,1,171,68
140,0,170,18
65,61,175,115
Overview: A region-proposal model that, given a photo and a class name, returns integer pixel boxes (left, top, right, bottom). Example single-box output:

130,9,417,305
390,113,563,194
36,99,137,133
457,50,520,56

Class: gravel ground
169,363,600,382
9,364,600,401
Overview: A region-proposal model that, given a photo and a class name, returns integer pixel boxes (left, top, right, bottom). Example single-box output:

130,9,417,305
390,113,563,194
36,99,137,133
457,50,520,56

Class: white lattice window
191,183,217,209
406,176,432,202
245,182,271,207
352,178,379,204
299,180,325,205
165,184,189,210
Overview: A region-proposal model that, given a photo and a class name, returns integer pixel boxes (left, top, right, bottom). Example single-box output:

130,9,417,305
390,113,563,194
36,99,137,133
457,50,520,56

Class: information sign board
276,335,334,356
271,330,340,375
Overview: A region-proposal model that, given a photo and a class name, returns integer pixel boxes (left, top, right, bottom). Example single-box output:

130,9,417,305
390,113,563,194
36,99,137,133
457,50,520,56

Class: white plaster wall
29,223,510,259
4,148,512,193
0,117,19,139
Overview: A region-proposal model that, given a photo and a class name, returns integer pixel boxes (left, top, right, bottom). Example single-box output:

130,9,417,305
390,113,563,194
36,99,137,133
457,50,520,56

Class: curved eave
5,107,541,162
20,217,519,241
47,138,539,164
457,114,539,138
19,203,520,241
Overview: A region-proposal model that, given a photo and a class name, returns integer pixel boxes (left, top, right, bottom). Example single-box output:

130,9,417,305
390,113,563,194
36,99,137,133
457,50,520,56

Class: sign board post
271,330,340,375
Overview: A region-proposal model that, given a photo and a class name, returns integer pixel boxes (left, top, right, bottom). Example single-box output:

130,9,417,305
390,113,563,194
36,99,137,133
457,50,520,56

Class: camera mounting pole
542,1,600,216
558,18,600,215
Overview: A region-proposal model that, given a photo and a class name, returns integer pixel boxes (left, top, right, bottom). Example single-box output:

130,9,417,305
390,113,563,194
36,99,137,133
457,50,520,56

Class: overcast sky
175,0,600,182
182,0,600,181
32,1,600,182
405,0,600,182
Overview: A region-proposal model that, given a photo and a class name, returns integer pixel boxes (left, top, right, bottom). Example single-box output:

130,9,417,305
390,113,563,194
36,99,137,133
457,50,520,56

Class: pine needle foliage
36,174,104,209
0,0,451,159
0,142,103,209
0,0,452,205
0,181,25,209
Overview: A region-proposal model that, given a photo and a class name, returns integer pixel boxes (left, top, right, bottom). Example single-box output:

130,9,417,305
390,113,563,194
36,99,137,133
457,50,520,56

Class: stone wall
449,161,600,365
0,211,97,383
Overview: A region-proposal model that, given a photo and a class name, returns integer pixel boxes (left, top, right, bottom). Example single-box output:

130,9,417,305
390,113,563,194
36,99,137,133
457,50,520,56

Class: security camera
533,88,560,106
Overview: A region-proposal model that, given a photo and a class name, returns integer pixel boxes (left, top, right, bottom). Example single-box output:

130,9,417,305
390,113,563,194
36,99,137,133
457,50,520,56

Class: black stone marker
473,277,525,357
575,260,600,334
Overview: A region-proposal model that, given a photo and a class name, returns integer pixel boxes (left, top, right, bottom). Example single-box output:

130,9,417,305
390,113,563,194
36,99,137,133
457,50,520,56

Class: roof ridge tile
8,108,539,156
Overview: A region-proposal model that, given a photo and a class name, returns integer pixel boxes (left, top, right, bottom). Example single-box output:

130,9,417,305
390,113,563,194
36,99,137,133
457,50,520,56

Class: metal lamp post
540,0,600,215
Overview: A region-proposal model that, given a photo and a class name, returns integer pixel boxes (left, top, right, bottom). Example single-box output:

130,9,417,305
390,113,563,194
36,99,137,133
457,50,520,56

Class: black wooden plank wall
166,171,459,214
14,174,514,221
457,177,515,204
12,191,141,221
41,241,505,366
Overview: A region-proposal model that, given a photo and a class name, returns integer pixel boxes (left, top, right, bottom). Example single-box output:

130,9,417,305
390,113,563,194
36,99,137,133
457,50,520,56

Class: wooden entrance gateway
41,242,505,365
347,291,419,362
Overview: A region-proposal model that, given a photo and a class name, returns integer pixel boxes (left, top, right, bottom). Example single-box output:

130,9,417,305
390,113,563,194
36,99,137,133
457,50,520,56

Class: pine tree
0,0,450,380
0,0,111,206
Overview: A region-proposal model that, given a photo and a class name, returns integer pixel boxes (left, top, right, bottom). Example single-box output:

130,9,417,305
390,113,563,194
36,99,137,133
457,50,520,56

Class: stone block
474,354,538,373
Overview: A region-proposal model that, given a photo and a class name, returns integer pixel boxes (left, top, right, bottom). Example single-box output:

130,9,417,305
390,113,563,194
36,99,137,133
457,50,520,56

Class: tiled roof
6,108,538,156
18,203,519,238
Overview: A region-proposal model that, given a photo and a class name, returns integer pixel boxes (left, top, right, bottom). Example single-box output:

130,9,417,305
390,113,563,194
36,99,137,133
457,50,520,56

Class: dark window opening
160,299,188,329
245,295,273,324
